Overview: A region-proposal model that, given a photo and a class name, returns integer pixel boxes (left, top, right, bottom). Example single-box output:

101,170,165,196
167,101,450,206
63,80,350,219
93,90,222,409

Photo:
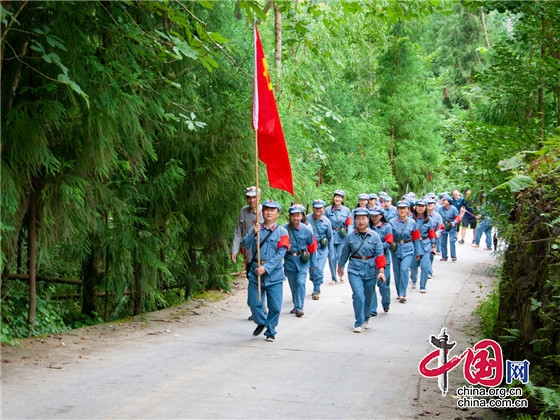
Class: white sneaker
353,325,364,333
420,289,427,293
411,283,417,289
363,322,370,330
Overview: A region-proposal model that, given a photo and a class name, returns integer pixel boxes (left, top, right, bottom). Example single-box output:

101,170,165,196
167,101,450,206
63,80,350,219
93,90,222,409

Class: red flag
253,25,294,196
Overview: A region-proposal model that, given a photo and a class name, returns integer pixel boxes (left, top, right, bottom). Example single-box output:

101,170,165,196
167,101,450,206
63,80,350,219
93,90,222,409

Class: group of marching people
231,186,469,341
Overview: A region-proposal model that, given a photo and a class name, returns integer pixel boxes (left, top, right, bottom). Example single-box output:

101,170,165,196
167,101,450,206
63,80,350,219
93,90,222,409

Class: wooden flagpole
255,130,261,301
254,22,261,301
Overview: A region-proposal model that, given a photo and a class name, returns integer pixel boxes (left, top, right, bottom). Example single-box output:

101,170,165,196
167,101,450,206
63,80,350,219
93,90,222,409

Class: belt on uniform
287,251,301,257
398,239,413,244
351,255,376,260
421,236,429,240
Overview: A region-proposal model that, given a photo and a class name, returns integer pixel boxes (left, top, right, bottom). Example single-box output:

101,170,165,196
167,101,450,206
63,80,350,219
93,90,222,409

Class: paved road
2,232,498,419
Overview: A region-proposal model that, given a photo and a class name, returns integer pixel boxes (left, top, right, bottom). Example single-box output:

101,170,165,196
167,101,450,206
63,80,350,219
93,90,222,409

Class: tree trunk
27,185,38,330
81,235,103,316
480,8,490,48
537,14,545,141
133,265,143,316
274,3,282,93
390,46,398,173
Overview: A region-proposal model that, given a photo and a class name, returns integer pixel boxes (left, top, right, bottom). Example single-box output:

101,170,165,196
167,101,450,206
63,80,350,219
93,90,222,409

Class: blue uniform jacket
324,205,352,245
437,205,461,229
282,223,318,272
383,206,398,222
338,229,386,279
242,223,289,283
373,222,394,258
414,215,436,255
389,216,421,258
307,214,333,256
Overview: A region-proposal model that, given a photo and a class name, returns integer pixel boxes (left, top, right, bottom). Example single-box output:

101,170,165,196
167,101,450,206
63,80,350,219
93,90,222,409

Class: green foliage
1,282,70,344
474,282,500,338
524,381,560,418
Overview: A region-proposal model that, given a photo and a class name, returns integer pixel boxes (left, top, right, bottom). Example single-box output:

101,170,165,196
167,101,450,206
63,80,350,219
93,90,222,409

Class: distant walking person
369,206,394,315
324,190,352,284
472,203,494,251
409,200,436,293
230,186,263,269
459,188,477,244
230,186,263,320
242,200,289,342
307,199,333,300
337,208,386,333
426,197,444,278
437,196,461,262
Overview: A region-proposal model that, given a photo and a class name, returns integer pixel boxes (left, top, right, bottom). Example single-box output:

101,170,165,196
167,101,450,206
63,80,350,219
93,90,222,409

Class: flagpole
255,130,261,302
253,23,261,302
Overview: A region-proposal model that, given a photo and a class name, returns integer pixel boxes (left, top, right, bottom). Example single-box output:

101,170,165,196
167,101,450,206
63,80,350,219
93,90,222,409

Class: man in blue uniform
437,196,461,262
306,199,333,300
242,200,290,342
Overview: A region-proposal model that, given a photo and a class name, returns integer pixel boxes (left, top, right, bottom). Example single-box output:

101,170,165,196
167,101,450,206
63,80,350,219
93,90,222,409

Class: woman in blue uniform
324,190,352,284
369,206,394,315
283,205,318,317
389,200,420,303
337,207,386,333
409,200,436,293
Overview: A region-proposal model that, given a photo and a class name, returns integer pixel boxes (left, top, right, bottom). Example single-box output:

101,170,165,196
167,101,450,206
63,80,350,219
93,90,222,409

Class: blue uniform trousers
475,218,493,249
392,253,414,298
440,227,457,259
348,273,376,327
310,248,328,293
286,270,307,311
329,242,344,281
371,258,391,314
247,272,283,338
410,252,431,290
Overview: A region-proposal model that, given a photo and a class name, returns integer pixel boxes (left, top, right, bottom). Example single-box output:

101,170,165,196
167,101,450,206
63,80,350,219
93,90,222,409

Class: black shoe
248,315,253,321
370,312,378,317
265,335,275,342
253,324,265,336
458,239,465,244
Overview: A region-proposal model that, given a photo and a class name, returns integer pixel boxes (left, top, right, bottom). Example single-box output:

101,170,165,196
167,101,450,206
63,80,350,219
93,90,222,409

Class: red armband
436,223,444,233
375,254,387,269
307,237,318,254
411,228,421,241
428,229,436,240
385,233,394,246
345,216,352,227
454,216,461,224
278,234,290,249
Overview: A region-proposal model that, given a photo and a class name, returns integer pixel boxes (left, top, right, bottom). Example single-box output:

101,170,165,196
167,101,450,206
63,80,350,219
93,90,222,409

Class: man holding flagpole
251,23,293,323
242,200,289,342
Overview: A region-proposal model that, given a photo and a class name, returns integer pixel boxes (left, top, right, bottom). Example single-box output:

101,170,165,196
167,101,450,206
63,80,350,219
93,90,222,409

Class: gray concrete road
2,231,500,419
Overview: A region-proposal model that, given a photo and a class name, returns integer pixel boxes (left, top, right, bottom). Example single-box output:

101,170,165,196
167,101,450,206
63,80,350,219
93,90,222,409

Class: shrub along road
2,232,501,419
